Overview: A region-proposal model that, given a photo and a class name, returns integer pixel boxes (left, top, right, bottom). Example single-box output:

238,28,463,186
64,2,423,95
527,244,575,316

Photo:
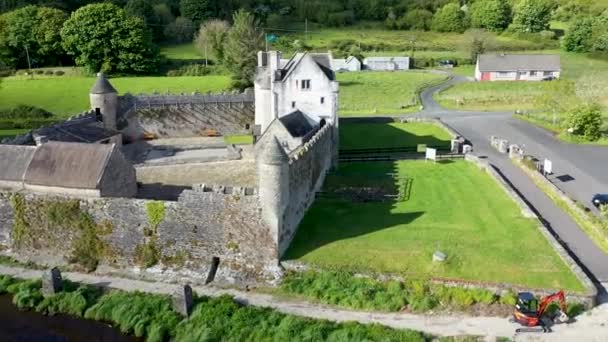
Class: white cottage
475,54,561,81
254,51,339,134
332,56,362,72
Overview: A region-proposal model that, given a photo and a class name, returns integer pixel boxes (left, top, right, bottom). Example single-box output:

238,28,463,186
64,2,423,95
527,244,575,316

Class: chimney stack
34,135,48,146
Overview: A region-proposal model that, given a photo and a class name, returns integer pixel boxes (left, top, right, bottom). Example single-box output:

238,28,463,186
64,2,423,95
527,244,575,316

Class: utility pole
204,44,208,67
265,32,268,52
24,45,32,79
305,18,308,41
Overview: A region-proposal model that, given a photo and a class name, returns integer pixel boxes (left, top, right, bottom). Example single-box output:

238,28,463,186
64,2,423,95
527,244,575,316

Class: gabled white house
254,51,339,134
332,56,362,72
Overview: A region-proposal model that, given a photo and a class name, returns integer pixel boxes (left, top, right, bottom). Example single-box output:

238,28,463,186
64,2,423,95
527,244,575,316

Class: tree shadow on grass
284,161,425,260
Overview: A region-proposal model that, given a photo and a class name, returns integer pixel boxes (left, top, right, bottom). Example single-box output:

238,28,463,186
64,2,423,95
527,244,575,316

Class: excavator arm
537,290,567,317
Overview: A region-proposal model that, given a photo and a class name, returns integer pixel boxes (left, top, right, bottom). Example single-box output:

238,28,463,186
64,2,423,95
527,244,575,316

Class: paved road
416,76,608,283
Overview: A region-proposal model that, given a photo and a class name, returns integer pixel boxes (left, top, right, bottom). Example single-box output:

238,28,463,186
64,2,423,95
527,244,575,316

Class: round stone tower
258,137,290,250
90,72,118,130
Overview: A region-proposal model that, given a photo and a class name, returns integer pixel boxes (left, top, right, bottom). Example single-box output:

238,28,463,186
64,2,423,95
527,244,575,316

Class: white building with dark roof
254,51,339,134
332,56,362,72
475,54,561,81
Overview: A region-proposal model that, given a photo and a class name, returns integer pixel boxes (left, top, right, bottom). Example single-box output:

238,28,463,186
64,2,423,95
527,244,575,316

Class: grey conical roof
260,137,289,164
90,72,117,94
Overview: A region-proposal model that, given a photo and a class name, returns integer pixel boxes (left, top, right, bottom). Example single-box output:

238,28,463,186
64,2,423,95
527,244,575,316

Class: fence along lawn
284,160,585,292
337,71,447,116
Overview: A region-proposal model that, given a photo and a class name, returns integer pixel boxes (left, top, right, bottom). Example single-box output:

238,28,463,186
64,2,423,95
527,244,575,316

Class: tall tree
125,0,162,41
431,2,467,33
180,0,214,25
469,0,511,32
512,0,553,33
0,5,67,68
223,9,263,89
195,19,230,62
562,16,594,52
61,3,159,73
164,16,195,43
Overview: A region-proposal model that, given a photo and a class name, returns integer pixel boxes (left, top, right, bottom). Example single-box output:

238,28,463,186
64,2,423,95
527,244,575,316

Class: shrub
44,70,54,75
36,283,101,317
35,70,44,75
0,105,53,120
54,70,65,76
564,105,603,141
499,290,518,306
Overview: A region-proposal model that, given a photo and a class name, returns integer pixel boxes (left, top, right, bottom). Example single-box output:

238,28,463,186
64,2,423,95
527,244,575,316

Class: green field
0,128,29,139
0,75,231,118
340,122,452,149
160,43,203,60
285,160,584,291
338,71,447,116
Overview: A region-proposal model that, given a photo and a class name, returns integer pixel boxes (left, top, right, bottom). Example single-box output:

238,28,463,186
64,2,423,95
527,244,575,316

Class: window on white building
498,72,510,77
543,71,552,76
292,101,296,108
320,97,325,104
530,71,538,76
301,80,311,90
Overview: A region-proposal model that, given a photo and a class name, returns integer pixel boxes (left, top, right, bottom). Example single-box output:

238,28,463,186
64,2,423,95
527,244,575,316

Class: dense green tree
195,19,230,62
469,0,511,32
125,0,163,40
562,16,594,52
0,5,67,67
180,0,214,25
164,16,195,43
512,0,553,33
431,2,467,33
60,3,159,73
565,105,603,141
224,9,263,89
402,9,433,30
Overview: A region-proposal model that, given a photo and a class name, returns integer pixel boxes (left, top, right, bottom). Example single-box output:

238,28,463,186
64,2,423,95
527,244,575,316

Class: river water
0,295,138,342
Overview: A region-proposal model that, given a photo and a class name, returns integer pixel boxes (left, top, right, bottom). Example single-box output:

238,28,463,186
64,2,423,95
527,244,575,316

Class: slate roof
279,110,315,138
24,142,115,189
90,72,117,94
281,52,336,81
477,54,561,72
36,121,119,143
0,145,36,182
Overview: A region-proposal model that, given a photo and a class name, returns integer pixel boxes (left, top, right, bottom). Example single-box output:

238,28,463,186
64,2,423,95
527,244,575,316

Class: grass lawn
0,75,231,118
284,160,584,291
224,134,254,145
0,128,29,139
160,43,203,60
340,122,452,150
338,71,447,116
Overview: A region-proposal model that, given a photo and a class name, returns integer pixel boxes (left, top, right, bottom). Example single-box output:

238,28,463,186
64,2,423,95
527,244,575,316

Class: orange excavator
512,290,570,333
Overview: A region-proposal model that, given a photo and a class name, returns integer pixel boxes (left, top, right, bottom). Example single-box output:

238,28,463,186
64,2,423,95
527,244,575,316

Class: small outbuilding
475,54,561,81
22,141,137,198
332,56,362,72
363,57,410,71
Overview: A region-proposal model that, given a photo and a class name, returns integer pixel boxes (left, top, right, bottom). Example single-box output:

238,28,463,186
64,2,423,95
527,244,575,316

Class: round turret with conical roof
89,72,118,130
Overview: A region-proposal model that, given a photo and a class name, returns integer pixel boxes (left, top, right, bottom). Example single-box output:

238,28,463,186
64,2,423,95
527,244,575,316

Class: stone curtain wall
0,187,280,285
118,91,255,140
279,124,334,256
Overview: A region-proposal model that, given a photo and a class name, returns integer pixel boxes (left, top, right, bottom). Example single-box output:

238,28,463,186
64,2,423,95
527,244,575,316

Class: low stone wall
0,186,280,286
464,154,597,306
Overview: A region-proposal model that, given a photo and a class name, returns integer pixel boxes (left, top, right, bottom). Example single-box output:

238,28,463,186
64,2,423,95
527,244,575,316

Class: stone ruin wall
0,186,280,285
117,91,255,141
278,124,335,256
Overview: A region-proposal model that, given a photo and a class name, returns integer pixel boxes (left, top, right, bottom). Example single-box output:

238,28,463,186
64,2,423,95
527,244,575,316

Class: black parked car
592,194,608,208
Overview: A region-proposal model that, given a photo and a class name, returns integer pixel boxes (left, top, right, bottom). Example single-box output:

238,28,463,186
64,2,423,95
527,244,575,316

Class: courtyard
284,159,584,291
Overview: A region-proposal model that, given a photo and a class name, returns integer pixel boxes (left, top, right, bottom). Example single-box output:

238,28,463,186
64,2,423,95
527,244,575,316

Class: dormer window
301,80,311,90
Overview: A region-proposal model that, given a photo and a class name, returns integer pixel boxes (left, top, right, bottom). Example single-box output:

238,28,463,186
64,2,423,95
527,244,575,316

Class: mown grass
0,75,231,118
338,71,447,116
0,128,29,139
515,114,608,146
160,43,203,60
284,160,585,292
340,122,452,150
224,135,254,145
0,274,431,342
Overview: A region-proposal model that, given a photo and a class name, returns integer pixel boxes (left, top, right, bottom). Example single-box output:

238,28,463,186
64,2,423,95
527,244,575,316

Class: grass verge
340,121,452,150
338,71,447,116
277,270,585,317
515,114,608,146
224,135,254,145
284,160,585,292
0,274,433,342
514,158,608,254
0,128,29,139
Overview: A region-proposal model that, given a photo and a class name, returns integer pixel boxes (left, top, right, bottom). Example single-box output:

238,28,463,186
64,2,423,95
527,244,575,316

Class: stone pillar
172,285,194,317
42,267,62,297
497,139,509,154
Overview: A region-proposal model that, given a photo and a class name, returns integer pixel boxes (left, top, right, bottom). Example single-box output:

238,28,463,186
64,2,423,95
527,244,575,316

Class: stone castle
0,50,339,284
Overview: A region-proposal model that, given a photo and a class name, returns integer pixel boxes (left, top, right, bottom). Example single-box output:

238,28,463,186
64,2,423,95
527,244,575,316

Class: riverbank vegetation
0,274,436,342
